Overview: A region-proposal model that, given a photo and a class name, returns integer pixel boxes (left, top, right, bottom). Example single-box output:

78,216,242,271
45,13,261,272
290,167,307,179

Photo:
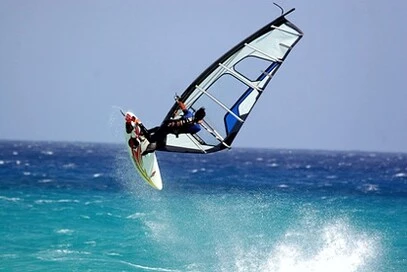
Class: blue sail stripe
225,62,279,134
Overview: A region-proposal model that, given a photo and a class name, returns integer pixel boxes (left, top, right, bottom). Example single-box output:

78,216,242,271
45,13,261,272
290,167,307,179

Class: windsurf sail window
160,9,303,154
234,56,276,82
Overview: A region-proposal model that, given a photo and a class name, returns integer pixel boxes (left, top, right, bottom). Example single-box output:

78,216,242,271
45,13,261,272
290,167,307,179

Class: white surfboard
123,111,163,190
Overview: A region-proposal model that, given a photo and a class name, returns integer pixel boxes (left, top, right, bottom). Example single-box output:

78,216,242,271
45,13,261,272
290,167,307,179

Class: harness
167,117,195,128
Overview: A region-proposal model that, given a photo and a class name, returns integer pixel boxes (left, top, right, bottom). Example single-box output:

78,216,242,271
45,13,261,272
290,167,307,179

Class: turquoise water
1,141,406,271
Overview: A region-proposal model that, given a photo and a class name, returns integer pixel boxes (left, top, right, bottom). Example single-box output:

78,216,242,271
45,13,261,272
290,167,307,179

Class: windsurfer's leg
142,142,157,156
128,137,139,149
138,123,151,141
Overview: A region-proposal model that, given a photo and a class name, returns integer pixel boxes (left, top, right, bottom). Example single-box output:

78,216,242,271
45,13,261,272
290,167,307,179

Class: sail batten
195,85,245,123
244,43,282,63
270,25,302,36
218,63,263,92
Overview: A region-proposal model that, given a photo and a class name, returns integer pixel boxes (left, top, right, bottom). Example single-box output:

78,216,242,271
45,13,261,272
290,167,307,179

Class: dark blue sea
0,140,406,271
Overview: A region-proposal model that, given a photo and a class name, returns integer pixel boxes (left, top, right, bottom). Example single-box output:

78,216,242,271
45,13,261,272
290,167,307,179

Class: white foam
0,196,21,202
362,184,379,192
325,175,338,180
36,249,91,261
55,229,74,235
38,179,53,183
224,219,378,272
35,199,80,204
266,222,377,272
84,240,96,246
106,252,121,256
127,212,146,219
62,163,76,169
393,172,407,178
119,260,180,272
0,253,17,259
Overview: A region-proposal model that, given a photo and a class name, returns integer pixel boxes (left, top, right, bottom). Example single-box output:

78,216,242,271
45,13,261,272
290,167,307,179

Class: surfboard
123,111,163,190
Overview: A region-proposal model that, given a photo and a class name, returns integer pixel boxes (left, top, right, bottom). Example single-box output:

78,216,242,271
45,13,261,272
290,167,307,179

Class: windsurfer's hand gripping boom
172,93,187,116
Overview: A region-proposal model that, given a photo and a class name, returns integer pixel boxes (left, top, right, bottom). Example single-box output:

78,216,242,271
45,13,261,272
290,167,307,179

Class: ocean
0,140,406,272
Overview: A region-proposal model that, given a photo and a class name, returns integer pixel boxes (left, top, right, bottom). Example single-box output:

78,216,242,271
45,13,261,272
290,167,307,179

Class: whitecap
12,151,18,156
36,249,91,261
278,184,289,188
393,172,407,178
84,241,96,246
362,184,379,192
325,175,338,179
85,200,103,205
338,162,352,167
127,212,146,219
0,253,17,259
38,179,53,183
93,173,102,178
0,196,21,202
106,252,121,256
0,160,4,165
57,199,80,203
23,172,31,176
41,151,54,155
63,163,76,169
35,199,79,204
35,199,54,204
55,229,74,235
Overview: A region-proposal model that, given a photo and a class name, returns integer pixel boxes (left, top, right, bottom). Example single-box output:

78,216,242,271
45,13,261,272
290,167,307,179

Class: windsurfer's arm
177,99,187,111
173,95,189,115
173,94,186,110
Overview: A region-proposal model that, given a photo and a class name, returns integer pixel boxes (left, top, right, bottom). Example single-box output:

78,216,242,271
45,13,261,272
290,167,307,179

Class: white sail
159,9,303,153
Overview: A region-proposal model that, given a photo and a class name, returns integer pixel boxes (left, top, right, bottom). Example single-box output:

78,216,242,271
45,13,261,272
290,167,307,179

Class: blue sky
1,0,406,153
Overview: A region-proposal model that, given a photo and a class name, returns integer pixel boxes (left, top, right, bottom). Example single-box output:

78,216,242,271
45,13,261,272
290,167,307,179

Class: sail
159,9,303,154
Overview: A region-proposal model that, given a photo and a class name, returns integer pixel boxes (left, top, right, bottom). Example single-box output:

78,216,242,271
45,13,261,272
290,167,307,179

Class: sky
1,0,406,153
